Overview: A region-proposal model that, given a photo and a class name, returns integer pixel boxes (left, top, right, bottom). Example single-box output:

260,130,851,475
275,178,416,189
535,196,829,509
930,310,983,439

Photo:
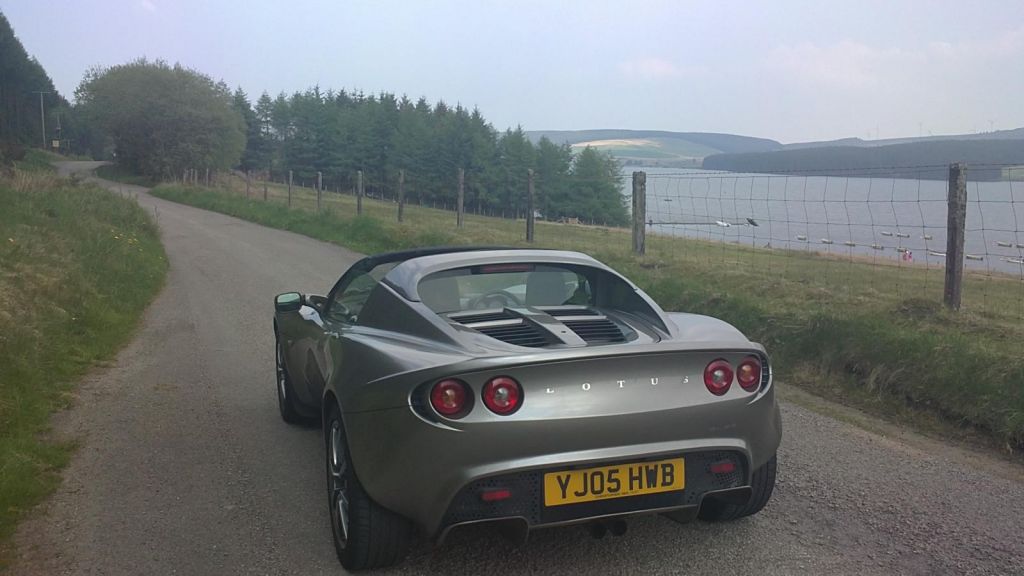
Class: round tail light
737,356,762,392
430,379,470,417
482,376,522,415
704,360,733,396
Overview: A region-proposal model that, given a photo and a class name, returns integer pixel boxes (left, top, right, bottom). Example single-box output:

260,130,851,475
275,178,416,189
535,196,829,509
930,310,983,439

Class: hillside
784,127,1024,150
525,129,782,167
703,138,1024,180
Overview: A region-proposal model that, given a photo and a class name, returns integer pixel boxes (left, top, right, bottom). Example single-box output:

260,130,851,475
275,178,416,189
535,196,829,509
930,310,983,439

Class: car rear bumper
436,449,748,542
342,387,781,537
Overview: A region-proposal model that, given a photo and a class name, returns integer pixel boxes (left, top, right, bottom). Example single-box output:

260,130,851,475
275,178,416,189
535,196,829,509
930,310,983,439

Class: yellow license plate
543,457,685,507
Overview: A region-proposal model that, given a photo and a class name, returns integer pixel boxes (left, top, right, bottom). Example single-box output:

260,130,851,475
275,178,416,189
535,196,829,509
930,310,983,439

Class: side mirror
275,292,304,313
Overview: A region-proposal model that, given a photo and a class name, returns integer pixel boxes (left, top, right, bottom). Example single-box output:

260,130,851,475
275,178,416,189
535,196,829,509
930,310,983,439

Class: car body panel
273,247,782,538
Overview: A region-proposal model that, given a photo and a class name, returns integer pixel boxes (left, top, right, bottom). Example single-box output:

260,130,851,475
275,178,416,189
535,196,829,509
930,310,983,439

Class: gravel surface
12,163,1024,575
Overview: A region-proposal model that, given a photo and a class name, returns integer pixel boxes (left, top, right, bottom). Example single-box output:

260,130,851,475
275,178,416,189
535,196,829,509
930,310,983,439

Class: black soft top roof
353,246,538,271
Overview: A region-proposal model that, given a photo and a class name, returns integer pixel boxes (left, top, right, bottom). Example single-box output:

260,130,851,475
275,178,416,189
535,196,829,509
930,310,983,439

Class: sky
4,0,1024,143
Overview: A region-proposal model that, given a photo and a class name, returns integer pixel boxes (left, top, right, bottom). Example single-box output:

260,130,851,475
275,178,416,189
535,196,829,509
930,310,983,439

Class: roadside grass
0,170,167,558
150,179,1024,452
10,150,59,174
95,163,159,187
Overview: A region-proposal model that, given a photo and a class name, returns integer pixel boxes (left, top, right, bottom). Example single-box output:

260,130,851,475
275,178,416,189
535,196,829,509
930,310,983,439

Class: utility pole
32,91,49,149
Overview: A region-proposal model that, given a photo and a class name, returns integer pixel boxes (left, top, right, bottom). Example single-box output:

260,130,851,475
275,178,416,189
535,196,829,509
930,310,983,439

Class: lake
621,166,1024,276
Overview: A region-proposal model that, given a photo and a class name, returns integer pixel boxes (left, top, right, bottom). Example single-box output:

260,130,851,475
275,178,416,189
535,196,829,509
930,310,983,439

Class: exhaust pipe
588,519,628,539
609,519,627,536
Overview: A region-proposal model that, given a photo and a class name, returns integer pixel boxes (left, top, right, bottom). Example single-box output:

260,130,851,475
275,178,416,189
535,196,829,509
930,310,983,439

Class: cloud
618,58,687,81
764,26,1024,91
138,0,157,14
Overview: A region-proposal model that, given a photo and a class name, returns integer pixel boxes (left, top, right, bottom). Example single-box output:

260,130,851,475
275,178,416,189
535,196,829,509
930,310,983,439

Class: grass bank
0,170,167,557
150,181,1024,452
95,163,159,187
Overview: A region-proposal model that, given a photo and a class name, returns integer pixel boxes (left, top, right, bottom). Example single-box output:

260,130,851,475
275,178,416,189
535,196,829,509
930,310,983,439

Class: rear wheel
275,334,303,424
325,404,412,570
699,454,777,522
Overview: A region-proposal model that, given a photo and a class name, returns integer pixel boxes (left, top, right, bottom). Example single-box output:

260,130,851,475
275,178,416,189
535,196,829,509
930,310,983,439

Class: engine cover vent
563,318,626,344
474,323,549,347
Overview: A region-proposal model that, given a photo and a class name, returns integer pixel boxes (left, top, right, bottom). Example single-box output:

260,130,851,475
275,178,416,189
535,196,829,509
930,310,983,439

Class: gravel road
12,162,1024,575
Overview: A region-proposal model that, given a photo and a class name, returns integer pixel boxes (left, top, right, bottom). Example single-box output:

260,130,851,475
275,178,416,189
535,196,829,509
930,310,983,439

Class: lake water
620,166,1024,276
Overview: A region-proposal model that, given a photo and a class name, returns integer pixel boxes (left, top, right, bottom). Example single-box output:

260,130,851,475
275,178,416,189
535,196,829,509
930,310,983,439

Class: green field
572,136,720,163
150,175,1024,453
0,166,167,558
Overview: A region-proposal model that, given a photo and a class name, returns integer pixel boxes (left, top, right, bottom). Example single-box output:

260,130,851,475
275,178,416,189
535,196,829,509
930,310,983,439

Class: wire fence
179,161,1024,318
640,164,1024,318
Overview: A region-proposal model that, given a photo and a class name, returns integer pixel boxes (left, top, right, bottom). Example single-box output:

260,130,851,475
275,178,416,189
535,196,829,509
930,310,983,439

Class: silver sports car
273,247,781,570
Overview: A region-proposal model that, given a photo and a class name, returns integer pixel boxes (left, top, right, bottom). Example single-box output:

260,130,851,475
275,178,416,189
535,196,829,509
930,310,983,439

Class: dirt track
12,162,1024,575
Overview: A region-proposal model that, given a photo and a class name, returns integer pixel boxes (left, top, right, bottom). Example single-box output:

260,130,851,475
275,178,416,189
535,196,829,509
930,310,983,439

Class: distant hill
526,129,782,167
784,127,1024,150
703,139,1024,181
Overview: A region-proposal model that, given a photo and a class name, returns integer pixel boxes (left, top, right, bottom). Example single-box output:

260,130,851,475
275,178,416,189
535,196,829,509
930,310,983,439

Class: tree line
225,86,625,223
0,11,69,163
71,61,626,225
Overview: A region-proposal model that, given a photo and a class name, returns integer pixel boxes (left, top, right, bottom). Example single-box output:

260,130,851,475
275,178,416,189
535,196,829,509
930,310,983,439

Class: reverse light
482,376,523,415
703,359,733,396
737,356,762,392
430,379,470,418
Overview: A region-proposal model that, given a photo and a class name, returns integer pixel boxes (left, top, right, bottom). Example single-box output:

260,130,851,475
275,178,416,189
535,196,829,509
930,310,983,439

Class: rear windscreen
418,264,593,313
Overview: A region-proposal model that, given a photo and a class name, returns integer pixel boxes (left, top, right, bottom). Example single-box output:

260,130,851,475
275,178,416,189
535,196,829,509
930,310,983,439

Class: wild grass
10,150,59,174
150,178,1024,451
95,163,158,187
0,170,167,556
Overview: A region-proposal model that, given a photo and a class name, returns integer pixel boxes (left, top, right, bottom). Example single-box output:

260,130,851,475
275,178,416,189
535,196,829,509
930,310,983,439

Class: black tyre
325,404,412,571
699,454,777,522
275,333,303,424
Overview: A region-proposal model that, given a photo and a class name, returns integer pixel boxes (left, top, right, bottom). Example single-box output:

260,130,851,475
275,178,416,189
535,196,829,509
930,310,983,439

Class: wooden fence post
632,171,647,255
245,171,251,197
263,171,268,201
944,163,967,310
204,168,210,187
287,170,293,208
526,168,535,242
457,168,465,228
397,169,405,222
357,170,364,215
316,171,323,212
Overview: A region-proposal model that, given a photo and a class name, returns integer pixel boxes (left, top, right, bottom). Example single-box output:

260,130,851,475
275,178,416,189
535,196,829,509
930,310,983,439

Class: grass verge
95,164,159,187
150,181,1024,453
0,170,167,559
10,150,59,174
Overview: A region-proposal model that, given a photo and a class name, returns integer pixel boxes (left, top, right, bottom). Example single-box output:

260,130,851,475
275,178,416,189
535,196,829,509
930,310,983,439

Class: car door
316,263,393,403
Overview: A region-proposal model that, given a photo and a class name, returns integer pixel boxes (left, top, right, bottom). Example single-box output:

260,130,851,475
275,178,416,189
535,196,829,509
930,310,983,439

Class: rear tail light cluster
703,356,762,395
482,376,523,415
429,376,523,418
430,379,470,417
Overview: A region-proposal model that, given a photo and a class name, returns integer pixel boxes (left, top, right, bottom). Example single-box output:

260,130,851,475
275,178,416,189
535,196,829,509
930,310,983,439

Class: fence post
316,171,323,212
397,169,405,222
263,172,268,201
632,171,647,255
457,168,465,228
357,170,364,215
245,171,251,197
287,170,293,208
944,163,967,310
526,168,535,242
